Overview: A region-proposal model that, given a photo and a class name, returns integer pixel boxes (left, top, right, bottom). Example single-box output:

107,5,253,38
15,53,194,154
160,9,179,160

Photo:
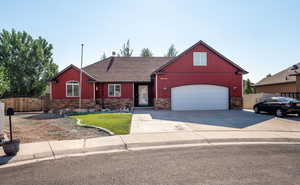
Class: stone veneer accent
230,96,242,109
48,99,96,110
102,98,133,109
154,98,170,109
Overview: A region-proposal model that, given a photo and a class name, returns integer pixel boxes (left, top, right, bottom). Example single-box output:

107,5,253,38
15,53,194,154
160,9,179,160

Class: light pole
79,44,84,110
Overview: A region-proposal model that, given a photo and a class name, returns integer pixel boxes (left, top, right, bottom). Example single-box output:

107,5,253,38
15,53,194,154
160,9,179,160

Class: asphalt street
1,144,300,185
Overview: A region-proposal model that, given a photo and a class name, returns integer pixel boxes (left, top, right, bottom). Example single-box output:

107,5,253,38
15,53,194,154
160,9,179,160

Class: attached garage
171,85,229,111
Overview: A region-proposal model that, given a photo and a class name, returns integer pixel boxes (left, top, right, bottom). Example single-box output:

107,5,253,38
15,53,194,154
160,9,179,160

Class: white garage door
171,85,229,111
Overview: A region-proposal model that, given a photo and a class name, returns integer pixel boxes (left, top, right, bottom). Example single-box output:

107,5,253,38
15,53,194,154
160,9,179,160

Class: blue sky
1,0,300,82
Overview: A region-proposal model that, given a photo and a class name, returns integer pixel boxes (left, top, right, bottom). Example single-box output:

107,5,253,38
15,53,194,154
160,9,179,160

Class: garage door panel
171,85,228,110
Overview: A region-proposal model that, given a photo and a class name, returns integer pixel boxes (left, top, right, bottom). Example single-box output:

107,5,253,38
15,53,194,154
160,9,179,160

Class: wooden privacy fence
243,93,279,109
0,97,43,112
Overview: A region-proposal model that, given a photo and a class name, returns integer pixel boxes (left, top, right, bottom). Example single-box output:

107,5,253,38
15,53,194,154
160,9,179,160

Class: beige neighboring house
254,63,300,93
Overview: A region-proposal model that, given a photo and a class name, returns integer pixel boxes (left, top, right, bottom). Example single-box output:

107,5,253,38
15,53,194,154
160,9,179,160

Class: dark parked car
253,97,300,117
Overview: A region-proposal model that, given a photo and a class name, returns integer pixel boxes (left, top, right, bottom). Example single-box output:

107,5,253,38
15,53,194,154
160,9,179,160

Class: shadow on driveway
134,110,276,129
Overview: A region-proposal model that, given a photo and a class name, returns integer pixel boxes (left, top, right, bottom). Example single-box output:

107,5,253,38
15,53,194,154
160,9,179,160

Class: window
66,81,79,97
108,84,121,97
193,52,207,66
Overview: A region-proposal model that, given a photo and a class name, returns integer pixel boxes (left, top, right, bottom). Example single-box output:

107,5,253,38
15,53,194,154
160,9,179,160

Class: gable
51,66,95,99
156,40,247,74
50,65,96,82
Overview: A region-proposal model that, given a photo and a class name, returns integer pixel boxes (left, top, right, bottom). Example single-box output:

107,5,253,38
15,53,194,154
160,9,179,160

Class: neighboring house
49,40,248,111
254,63,300,93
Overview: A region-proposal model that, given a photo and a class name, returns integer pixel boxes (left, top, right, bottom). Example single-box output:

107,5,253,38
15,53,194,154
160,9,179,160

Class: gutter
253,81,296,87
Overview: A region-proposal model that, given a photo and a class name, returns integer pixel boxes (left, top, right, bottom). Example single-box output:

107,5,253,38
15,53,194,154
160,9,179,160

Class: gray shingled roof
255,63,300,86
83,57,173,82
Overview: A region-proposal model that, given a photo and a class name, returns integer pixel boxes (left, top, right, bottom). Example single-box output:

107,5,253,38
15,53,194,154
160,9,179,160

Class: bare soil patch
3,112,108,143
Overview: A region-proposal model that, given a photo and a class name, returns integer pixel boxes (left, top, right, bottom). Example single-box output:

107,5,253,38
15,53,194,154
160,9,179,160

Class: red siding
157,43,242,98
51,67,94,99
95,82,133,99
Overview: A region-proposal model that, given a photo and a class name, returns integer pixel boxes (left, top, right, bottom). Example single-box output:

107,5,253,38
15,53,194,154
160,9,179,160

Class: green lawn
70,113,132,135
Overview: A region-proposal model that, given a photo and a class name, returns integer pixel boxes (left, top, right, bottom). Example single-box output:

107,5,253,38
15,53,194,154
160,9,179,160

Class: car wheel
275,109,284,117
254,106,260,114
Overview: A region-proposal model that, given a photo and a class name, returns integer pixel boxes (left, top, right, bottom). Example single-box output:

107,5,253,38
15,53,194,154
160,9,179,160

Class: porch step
133,107,154,111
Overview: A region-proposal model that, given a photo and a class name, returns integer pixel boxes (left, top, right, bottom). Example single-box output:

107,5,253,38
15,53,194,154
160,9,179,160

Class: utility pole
79,44,84,109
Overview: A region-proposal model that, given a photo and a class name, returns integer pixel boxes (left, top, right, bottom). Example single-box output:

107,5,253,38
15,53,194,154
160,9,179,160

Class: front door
138,85,149,106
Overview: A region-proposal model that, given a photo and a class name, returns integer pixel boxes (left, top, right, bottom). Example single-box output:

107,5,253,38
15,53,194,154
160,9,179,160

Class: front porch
93,81,156,110
133,82,154,108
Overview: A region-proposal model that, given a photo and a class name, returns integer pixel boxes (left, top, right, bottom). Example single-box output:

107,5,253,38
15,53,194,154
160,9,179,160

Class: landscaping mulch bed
3,112,109,143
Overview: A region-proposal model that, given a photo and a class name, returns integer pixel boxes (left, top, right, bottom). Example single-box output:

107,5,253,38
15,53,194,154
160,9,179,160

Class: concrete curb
75,118,115,136
1,136,300,167
123,138,300,148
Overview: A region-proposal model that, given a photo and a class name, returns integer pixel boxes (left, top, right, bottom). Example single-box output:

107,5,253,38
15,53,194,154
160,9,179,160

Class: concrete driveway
130,109,300,134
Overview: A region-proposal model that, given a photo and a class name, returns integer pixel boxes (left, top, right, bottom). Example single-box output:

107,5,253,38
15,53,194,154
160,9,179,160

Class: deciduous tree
0,29,58,97
0,67,8,96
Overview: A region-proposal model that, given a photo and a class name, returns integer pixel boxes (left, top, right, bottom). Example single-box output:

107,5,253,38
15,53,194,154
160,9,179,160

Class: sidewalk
1,130,300,165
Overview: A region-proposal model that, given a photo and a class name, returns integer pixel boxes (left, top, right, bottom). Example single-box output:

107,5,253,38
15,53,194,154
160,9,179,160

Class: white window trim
193,52,207,66
66,81,80,97
108,84,121,97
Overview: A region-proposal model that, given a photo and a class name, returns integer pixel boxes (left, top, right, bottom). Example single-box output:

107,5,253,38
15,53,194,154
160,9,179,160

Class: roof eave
289,73,300,76
48,64,98,82
253,81,296,87
92,80,151,83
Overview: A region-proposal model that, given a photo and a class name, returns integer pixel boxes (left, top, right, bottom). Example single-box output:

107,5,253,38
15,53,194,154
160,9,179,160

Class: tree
119,39,133,56
0,67,8,96
140,48,153,57
244,79,253,94
100,52,106,60
165,44,178,57
0,29,58,97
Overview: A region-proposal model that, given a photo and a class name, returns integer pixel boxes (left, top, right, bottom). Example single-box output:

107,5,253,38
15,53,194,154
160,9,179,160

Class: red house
49,40,248,111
